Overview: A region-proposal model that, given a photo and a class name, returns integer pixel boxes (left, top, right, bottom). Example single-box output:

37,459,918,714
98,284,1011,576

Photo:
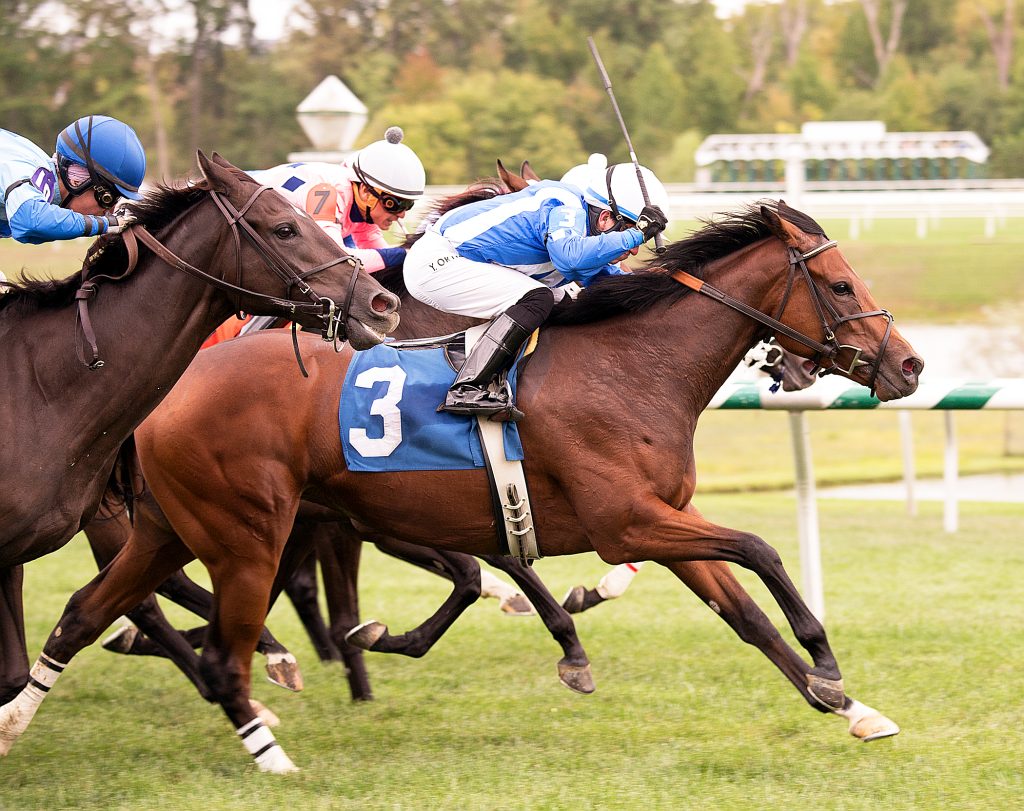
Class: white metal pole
898,410,917,516
788,410,825,621
944,411,959,533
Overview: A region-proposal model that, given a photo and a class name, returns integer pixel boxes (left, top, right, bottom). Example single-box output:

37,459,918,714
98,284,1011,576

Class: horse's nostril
371,293,395,314
902,357,923,378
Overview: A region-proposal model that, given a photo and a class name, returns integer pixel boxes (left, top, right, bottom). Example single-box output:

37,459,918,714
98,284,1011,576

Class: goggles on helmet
56,153,117,210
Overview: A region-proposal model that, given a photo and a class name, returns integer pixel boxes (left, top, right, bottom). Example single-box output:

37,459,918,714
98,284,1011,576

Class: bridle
74,183,362,370
670,238,895,396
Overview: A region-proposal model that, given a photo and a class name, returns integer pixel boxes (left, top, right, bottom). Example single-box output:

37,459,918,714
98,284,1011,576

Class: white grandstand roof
695,121,989,165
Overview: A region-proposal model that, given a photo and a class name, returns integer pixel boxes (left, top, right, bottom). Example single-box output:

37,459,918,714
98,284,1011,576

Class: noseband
75,183,361,369
670,239,895,396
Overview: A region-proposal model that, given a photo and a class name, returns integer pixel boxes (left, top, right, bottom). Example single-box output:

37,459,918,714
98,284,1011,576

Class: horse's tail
105,435,146,525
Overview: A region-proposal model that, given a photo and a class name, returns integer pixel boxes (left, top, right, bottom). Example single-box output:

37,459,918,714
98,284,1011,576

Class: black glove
634,205,667,242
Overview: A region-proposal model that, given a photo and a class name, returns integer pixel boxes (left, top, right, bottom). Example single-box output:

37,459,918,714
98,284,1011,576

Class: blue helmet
56,115,146,201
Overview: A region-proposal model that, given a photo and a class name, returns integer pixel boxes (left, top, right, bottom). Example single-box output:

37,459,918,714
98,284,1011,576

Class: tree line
5,0,1024,184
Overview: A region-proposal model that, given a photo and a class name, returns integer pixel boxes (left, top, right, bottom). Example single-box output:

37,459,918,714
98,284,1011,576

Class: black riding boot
439,312,533,422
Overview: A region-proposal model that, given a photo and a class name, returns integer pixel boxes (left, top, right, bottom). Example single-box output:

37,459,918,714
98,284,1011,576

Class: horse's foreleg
663,558,898,740
598,499,897,739
0,565,28,707
479,555,595,694
201,554,297,774
347,535,481,658
282,548,341,663
316,523,373,701
0,529,195,757
117,595,212,700
153,568,300,690
607,500,840,686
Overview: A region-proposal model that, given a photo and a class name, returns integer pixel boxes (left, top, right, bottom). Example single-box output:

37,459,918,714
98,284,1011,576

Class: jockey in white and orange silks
201,127,426,347
249,126,425,274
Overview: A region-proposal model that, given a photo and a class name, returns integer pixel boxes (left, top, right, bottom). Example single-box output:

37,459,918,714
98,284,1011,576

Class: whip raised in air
586,36,666,253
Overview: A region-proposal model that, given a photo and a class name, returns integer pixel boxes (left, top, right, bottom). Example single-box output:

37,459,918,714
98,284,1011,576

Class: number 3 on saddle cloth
339,340,525,472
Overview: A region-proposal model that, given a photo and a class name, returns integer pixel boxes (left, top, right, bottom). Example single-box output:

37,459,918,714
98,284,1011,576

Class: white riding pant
404,230,551,320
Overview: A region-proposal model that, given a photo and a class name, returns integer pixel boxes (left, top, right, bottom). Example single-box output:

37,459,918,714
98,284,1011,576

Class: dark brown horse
3,202,924,773
0,152,400,708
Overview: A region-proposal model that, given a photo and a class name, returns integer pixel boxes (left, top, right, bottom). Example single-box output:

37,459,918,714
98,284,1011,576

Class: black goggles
374,189,416,213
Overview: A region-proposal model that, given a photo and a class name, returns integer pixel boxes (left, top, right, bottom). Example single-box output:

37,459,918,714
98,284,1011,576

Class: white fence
708,377,1024,620
419,182,1024,238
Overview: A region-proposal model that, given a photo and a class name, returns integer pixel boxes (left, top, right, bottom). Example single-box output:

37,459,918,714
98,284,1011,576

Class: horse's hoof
101,622,139,654
250,700,280,728
838,699,900,741
499,594,536,616
561,586,586,614
557,661,596,695
345,620,388,651
807,674,846,711
265,652,304,692
256,747,299,774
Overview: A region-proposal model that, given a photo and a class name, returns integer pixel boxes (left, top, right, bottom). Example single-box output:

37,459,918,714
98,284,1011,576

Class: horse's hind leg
562,562,645,614
345,534,482,658
0,519,195,757
662,558,899,741
479,555,595,694
0,565,28,707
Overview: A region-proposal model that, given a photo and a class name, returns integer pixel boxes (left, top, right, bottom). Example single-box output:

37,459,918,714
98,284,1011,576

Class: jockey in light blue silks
0,115,146,247
403,154,670,421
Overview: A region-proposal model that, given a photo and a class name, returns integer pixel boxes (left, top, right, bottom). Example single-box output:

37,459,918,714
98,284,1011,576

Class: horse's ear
521,160,541,183
209,152,237,171
497,159,529,192
196,150,230,193
196,150,214,184
760,203,800,246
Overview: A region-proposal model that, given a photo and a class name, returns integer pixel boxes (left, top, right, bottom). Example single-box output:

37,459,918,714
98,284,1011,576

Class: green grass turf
4,495,1023,809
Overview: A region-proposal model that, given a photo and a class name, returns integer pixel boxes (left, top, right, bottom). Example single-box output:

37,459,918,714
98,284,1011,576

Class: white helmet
584,161,670,224
353,126,426,200
560,153,607,193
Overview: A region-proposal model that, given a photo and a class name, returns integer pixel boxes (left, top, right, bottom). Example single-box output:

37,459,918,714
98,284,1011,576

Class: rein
670,239,895,396
74,184,362,369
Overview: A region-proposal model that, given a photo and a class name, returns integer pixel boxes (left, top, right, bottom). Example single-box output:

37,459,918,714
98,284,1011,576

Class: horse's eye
831,281,853,296
274,223,297,239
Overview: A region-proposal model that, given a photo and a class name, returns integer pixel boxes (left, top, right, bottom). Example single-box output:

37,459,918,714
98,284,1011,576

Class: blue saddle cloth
339,343,524,472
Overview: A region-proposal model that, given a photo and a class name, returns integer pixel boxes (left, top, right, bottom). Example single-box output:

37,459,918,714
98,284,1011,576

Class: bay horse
1,200,923,773
0,151,400,708
76,160,588,704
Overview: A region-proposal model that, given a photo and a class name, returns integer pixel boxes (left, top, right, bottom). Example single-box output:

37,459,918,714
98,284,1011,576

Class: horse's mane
403,178,510,248
0,181,210,311
547,201,827,326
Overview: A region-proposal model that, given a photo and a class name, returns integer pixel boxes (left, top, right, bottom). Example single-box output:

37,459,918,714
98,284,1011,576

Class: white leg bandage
479,569,518,602
0,653,68,756
595,562,645,600
236,717,297,773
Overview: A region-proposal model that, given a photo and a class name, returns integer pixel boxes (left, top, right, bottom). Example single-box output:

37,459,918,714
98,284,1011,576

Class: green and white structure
709,377,1024,620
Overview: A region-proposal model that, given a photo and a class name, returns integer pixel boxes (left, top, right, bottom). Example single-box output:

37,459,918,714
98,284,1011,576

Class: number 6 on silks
348,365,406,458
